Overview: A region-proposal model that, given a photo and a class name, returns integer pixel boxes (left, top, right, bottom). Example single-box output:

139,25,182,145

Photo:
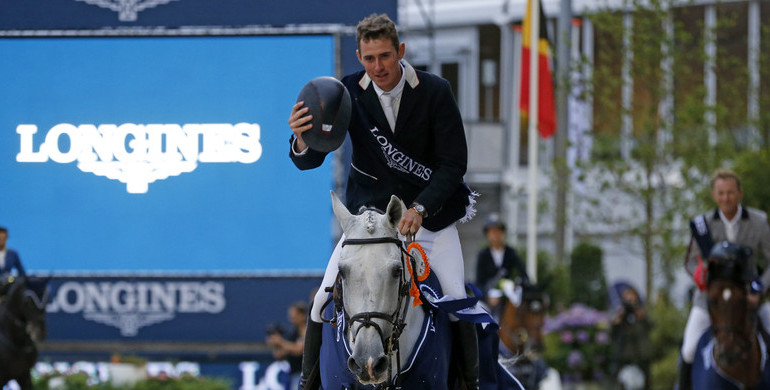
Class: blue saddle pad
692,328,770,390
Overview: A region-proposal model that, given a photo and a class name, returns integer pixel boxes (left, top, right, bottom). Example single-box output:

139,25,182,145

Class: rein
323,235,418,389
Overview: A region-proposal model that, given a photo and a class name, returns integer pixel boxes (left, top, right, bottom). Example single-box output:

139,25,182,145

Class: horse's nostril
347,357,362,375
372,355,389,374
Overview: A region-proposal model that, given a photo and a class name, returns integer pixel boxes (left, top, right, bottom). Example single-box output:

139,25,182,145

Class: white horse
330,192,425,385
326,192,525,390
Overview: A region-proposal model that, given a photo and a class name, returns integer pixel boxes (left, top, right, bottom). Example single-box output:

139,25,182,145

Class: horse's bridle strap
341,237,403,247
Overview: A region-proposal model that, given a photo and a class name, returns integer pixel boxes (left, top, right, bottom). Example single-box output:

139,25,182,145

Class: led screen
0,36,335,271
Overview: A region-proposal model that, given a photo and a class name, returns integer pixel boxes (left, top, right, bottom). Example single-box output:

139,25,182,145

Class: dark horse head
499,280,549,358
705,241,763,388
0,274,49,390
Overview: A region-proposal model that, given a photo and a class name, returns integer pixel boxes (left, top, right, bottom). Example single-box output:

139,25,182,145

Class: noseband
322,235,416,387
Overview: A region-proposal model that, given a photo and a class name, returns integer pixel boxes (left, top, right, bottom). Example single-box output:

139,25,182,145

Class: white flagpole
527,0,540,282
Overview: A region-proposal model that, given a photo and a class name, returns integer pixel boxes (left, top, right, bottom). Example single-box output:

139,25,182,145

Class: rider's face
0,232,6,250
357,38,404,92
712,178,743,218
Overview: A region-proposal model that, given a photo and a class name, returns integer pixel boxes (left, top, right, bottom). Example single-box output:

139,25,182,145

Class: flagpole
527,0,540,282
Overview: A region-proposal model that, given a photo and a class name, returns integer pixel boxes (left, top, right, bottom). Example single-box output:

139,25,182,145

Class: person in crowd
610,286,652,390
0,226,26,279
475,214,529,312
266,301,308,390
288,13,479,389
678,168,770,390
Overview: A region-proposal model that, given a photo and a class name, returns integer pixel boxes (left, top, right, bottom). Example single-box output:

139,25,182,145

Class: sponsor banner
0,0,397,31
0,35,335,272
44,274,322,341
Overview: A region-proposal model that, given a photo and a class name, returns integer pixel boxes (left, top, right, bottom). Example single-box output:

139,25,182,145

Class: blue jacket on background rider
0,226,26,278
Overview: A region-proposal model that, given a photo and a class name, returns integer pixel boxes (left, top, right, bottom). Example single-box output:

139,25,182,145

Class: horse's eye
391,265,402,278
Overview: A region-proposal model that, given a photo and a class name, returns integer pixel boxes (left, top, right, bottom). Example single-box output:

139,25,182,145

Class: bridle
321,235,418,388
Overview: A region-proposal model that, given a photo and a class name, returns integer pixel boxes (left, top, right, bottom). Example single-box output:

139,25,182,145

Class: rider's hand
398,208,423,236
288,101,313,152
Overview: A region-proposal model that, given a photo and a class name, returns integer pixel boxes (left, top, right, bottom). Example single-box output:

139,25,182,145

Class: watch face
414,204,425,214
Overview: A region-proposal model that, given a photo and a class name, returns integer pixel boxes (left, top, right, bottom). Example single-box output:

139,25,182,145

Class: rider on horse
0,226,26,293
288,13,480,389
679,169,770,390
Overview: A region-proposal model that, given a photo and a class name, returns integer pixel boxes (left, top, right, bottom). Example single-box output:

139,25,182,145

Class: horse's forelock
346,208,398,238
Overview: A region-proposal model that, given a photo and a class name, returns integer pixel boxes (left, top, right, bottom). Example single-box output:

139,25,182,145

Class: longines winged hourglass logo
74,0,180,22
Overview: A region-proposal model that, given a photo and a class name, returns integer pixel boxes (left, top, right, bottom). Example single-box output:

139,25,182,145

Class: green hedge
33,373,231,390
569,242,609,310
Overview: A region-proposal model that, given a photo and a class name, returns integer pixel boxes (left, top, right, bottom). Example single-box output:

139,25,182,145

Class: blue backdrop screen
0,36,335,272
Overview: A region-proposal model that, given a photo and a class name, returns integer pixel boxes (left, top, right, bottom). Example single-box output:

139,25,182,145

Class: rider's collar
712,205,749,220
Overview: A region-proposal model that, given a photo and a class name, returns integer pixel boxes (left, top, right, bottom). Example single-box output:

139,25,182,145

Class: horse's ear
331,191,354,231
385,195,405,227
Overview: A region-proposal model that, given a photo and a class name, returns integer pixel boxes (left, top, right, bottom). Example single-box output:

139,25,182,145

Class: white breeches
310,223,467,323
681,301,770,363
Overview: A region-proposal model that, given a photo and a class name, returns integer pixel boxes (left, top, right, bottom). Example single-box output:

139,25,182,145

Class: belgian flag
520,0,556,139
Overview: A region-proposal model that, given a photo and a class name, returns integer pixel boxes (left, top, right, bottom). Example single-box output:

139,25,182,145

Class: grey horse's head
331,191,407,385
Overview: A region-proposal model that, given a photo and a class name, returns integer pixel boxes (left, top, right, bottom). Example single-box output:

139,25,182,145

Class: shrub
32,373,230,390
542,303,613,383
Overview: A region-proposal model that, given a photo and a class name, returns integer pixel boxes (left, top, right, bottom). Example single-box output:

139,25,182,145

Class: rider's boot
676,357,692,390
299,317,323,390
451,321,480,390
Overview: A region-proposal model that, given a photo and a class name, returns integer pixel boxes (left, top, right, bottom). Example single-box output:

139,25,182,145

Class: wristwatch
410,202,426,217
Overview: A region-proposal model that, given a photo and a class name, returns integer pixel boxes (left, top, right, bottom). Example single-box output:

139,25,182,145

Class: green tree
569,242,609,310
573,0,750,301
733,148,770,215
570,1,756,388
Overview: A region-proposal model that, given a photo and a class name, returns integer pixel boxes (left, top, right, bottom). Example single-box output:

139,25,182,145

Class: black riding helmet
707,241,755,285
483,213,506,234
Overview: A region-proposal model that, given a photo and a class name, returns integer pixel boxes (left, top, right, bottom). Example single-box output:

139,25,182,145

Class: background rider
678,168,770,390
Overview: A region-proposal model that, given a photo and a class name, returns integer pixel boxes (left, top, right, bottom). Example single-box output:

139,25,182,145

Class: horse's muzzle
348,353,389,384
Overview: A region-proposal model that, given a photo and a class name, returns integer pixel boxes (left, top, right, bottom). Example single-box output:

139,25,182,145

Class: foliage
647,291,687,361
542,304,613,384
35,372,115,390
651,347,681,390
517,248,571,314
536,249,571,313
569,242,609,310
733,148,770,215
648,299,687,389
32,372,230,390
571,0,755,304
646,291,688,389
131,376,230,390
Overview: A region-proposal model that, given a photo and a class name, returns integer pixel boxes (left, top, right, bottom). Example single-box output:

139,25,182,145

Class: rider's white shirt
718,205,743,242
490,247,505,268
0,248,5,269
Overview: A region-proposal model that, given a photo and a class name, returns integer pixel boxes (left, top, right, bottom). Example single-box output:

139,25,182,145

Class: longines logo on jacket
47,281,226,336
16,122,262,194
369,126,432,182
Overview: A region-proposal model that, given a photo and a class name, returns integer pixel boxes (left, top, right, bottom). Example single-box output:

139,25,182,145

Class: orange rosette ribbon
406,242,431,307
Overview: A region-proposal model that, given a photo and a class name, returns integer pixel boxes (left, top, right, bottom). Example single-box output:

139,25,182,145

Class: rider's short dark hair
356,13,400,52
0,226,7,235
